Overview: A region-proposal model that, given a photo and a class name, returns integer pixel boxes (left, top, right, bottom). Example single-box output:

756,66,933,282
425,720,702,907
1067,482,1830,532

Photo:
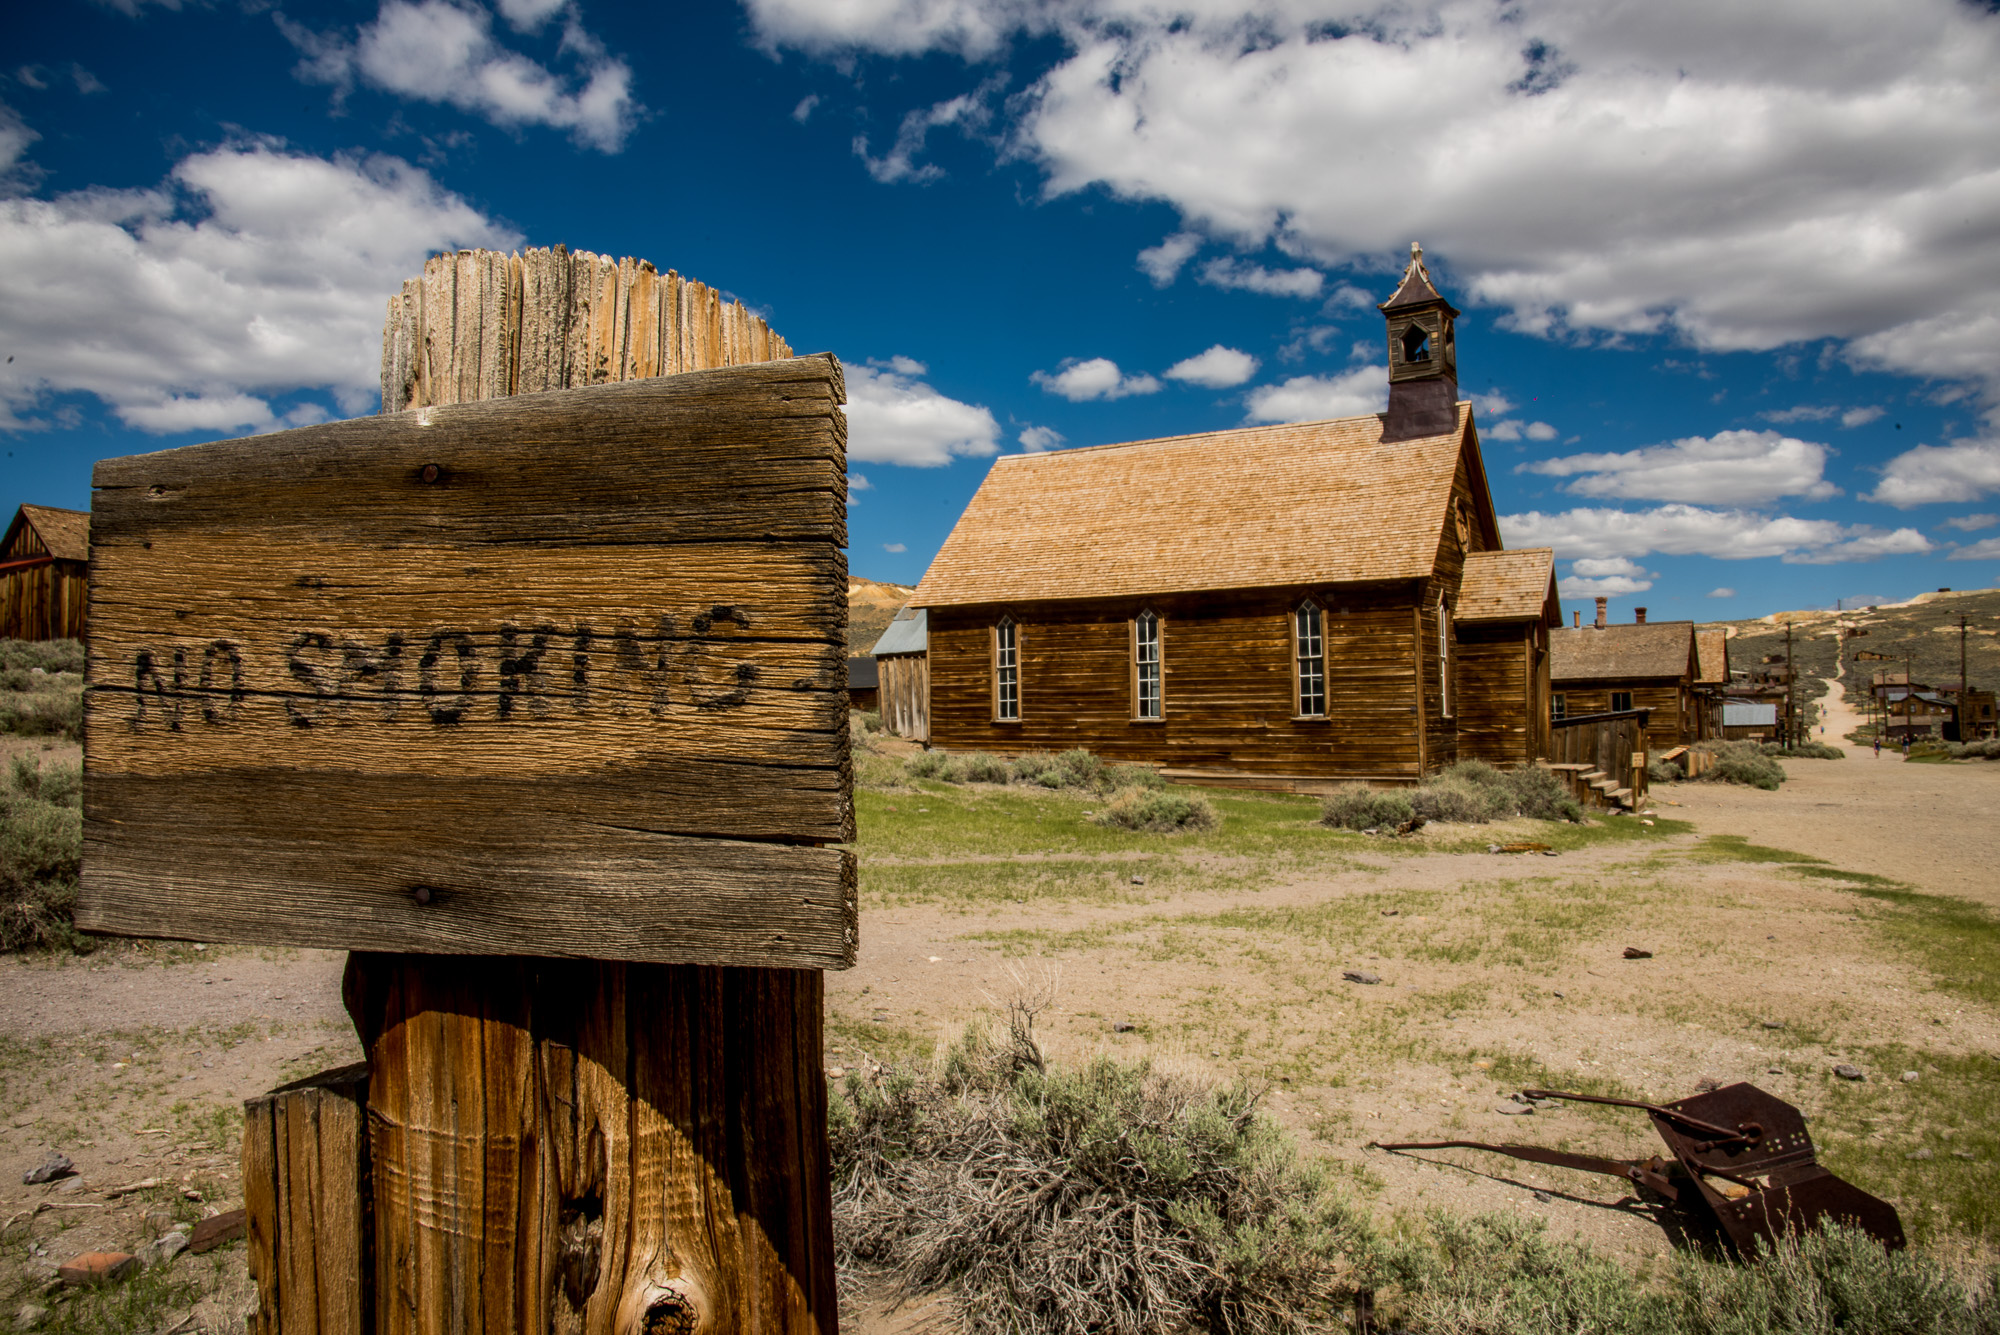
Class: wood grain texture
243,1063,371,1335
347,955,836,1335
81,356,856,966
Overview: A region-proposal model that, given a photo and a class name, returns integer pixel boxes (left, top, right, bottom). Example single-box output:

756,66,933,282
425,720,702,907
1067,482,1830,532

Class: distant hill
1699,586,2000,710
848,577,916,656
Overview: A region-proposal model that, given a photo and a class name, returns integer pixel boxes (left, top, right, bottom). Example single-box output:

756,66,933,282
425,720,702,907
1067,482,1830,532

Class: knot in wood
640,1287,700,1335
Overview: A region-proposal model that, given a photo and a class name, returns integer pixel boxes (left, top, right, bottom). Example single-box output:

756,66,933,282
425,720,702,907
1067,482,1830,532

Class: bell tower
1379,242,1462,442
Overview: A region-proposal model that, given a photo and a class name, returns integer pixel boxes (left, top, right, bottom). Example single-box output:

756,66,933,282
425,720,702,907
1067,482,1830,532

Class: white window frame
993,617,1020,722
1132,610,1163,721
1294,600,1327,719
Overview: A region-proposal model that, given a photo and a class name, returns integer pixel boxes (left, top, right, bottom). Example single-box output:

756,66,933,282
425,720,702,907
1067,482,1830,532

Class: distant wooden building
909,247,1555,788
1454,548,1560,768
844,655,880,711
1550,601,1700,748
1,504,89,642
1694,629,1730,741
869,606,929,741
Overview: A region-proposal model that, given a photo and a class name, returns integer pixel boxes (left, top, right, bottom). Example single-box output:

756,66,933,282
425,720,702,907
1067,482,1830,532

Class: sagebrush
1320,761,1581,830
2,752,86,951
906,746,1167,795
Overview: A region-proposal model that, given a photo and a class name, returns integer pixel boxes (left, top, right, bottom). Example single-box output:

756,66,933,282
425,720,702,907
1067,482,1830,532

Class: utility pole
1961,614,1970,741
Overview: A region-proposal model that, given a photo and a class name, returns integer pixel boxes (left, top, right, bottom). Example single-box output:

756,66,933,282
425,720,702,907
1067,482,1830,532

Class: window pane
997,621,1019,720
1296,604,1325,716
1135,613,1161,719
1612,691,1632,713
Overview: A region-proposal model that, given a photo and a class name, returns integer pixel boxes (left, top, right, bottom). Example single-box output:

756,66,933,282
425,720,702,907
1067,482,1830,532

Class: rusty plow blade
1372,1082,1905,1253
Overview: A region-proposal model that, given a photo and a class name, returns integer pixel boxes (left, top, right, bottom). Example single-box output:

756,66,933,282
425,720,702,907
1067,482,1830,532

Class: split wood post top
80,246,851,1334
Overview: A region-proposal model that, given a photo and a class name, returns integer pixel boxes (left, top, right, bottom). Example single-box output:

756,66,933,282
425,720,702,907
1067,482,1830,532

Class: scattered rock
1342,970,1381,986
54,1177,84,1195
1551,991,1564,999
1900,1071,1920,1083
15,1303,47,1330
824,1067,846,1080
1622,947,1653,960
57,1251,138,1287
1495,1102,1534,1115
1130,875,1145,886
1952,1150,1977,1160
1695,1078,1722,1093
1394,816,1426,836
1768,1067,1784,1075
1906,1148,1934,1161
136,1231,188,1267
1532,1190,1552,1203
1833,1064,1866,1081
22,1154,73,1186
1111,1021,1136,1033
1380,908,1399,916
187,1209,246,1255
1761,1020,1786,1030
1487,844,1501,854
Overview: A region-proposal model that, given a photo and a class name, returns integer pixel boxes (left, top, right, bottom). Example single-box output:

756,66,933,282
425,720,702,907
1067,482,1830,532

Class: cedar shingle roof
1552,621,1696,683
1459,549,1556,622
11,505,89,561
913,406,1476,607
1695,629,1729,685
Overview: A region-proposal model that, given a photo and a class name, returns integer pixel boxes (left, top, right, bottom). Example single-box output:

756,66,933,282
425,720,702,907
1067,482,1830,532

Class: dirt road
1667,677,2000,906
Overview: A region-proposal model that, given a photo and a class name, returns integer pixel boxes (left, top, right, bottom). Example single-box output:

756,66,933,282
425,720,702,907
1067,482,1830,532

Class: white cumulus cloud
843,358,1002,465
1501,504,1930,565
748,0,2000,402
282,0,637,152
1243,364,1386,424
1525,429,1837,505
1708,587,1736,598
1199,256,1323,299
1017,424,1064,451
0,138,516,433
1942,513,1998,532
1164,344,1258,389
1487,419,1556,442
1137,231,1200,286
1841,406,1886,428
853,84,994,183
1868,433,2000,507
1031,357,1161,401
1948,537,2000,561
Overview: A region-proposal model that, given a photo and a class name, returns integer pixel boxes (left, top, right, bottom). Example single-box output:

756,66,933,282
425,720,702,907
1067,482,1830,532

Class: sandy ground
4,708,1996,1329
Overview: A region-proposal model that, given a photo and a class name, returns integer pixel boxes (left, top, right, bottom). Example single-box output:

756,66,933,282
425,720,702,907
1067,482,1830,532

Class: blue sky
6,0,2000,620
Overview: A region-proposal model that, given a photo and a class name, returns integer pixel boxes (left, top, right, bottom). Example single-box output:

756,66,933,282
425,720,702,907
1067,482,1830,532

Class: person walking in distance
1874,735,1882,758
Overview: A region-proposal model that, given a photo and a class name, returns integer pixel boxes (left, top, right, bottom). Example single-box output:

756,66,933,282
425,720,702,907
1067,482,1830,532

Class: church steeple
1379,243,1462,442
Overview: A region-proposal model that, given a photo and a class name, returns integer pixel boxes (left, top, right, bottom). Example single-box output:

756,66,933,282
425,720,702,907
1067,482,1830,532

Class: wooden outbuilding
1453,548,1561,768
845,655,880,711
869,606,929,741
1551,602,1700,748
1,504,89,641
1694,628,1730,741
910,247,1552,789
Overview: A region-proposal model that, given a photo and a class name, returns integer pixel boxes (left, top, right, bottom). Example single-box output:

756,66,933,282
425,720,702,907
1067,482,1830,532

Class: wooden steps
1540,761,1636,812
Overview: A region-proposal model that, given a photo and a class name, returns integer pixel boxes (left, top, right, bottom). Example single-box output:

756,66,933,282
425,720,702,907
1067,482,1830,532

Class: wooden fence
879,653,929,741
1548,708,1650,807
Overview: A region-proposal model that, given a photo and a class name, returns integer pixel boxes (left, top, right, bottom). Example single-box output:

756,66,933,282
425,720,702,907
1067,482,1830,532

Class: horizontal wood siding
928,585,1425,779
1456,623,1533,767
1553,679,1689,748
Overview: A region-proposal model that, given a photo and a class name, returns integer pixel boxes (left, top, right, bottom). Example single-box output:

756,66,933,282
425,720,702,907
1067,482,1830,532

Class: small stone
1833,1064,1866,1081
1761,1020,1785,1030
22,1153,73,1185
136,1231,187,1267
1342,970,1381,985
1900,1071,1920,1083
1695,1078,1722,1093
825,1067,846,1080
1951,1150,1976,1160
1496,1102,1534,1115
1210,1049,1221,1057
57,1251,138,1287
186,1209,246,1255
1130,875,1145,885
1551,991,1564,999
1768,1067,1784,1075
1380,908,1400,916
1906,1148,1934,1161
1111,1021,1137,1033
54,1176,84,1195
15,1303,48,1330
1622,947,1653,960
1532,1190,1552,1203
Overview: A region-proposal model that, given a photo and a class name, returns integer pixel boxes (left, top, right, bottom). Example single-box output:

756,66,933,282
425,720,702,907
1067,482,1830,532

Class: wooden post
81,248,846,1334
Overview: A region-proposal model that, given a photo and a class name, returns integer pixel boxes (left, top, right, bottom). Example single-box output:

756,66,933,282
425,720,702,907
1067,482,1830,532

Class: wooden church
910,247,1559,789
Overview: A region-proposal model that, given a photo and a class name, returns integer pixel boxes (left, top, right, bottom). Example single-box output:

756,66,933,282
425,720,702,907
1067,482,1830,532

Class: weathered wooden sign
78,354,854,968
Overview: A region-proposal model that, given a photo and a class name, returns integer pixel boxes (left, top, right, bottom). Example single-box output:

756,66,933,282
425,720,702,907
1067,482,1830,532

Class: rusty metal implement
1373,1082,1905,1253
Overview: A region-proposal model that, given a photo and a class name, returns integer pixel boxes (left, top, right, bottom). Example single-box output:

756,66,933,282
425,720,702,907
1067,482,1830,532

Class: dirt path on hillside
1665,675,2000,906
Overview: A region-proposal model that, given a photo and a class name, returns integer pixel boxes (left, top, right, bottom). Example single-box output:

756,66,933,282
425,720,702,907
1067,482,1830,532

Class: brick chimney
1635,606,1647,624
1594,596,1607,628
1573,610,1581,628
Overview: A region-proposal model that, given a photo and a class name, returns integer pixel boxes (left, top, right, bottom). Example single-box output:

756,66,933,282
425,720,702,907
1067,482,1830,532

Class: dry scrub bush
2,753,85,952
1322,763,1580,830
1092,788,1220,833
1761,740,1844,760
906,747,1168,795
0,638,83,741
1319,785,1416,831
830,1020,1362,1335
1692,741,1788,790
